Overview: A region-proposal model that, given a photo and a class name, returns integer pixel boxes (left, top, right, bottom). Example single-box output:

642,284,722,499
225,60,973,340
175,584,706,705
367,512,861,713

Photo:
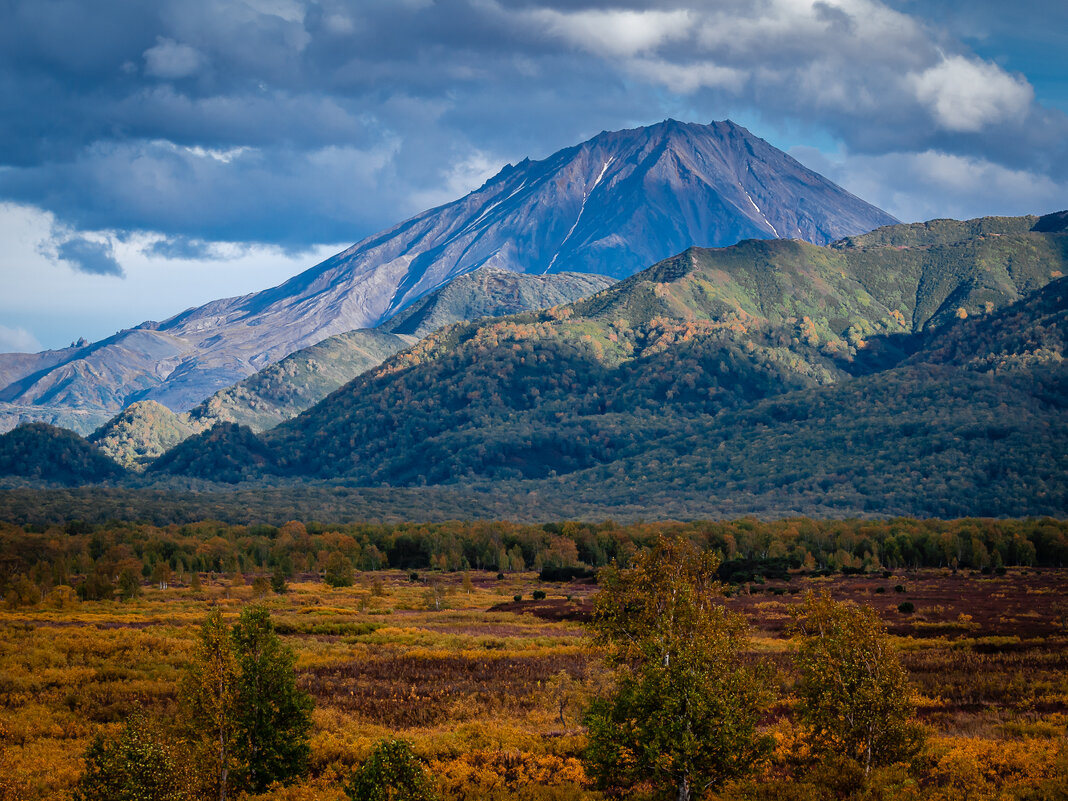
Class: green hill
89,267,615,469
142,213,1068,522
186,329,413,433
0,423,125,485
88,400,195,470
147,422,275,485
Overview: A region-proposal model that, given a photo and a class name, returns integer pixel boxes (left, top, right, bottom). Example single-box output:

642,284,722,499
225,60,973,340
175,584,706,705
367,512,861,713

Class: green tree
270,563,288,594
180,606,315,798
118,567,142,601
74,715,197,801
584,536,774,801
180,608,241,801
345,738,437,801
324,551,354,587
789,592,924,774
231,605,314,792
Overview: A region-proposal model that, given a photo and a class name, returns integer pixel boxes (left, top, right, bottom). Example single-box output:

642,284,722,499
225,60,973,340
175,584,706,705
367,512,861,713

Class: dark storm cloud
0,0,1065,252
55,236,124,276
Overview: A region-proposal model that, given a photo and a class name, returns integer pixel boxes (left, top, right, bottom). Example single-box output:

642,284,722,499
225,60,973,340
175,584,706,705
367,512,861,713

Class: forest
1,517,1067,799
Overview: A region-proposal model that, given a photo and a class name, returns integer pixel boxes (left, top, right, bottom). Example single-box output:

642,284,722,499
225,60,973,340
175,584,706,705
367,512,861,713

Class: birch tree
789,592,924,774
180,607,241,801
584,536,774,801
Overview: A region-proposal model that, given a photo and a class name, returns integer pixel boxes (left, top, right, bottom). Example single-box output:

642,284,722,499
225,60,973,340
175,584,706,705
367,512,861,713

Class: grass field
1,567,1066,800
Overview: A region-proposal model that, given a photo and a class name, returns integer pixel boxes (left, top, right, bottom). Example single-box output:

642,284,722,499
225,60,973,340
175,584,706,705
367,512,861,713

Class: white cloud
0,324,40,353
792,146,1067,223
909,56,1034,132
143,37,205,80
408,150,502,212
531,8,693,58
626,58,744,94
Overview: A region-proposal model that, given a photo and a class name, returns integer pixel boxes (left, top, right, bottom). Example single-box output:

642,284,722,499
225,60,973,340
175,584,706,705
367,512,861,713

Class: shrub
532,590,546,600
345,739,436,801
894,585,906,593
74,715,197,801
898,602,915,614
539,566,595,582
513,594,522,602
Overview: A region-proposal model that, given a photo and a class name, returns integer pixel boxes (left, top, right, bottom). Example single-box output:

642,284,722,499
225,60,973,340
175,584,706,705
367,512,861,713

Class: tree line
2,516,1066,606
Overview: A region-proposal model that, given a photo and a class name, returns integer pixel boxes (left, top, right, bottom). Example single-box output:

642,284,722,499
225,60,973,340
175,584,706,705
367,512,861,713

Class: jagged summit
0,119,896,425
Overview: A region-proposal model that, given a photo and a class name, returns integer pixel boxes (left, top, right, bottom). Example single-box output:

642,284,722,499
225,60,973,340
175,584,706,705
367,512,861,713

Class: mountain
89,267,615,468
377,266,615,337
146,214,1067,517
87,400,195,471
0,423,125,485
186,267,614,433
0,119,895,432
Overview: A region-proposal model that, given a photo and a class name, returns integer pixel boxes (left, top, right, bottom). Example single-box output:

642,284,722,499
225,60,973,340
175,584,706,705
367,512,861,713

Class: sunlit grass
1,568,1067,799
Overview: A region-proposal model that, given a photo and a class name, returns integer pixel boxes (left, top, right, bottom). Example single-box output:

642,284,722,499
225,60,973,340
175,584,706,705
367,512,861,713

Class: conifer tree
231,605,314,791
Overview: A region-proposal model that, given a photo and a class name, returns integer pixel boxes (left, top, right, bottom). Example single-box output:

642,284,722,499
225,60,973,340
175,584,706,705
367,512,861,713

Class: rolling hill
143,213,1068,520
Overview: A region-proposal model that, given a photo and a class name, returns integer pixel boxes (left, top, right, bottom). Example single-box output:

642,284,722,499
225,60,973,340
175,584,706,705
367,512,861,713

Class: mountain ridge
143,214,1066,508
88,268,615,468
0,119,895,429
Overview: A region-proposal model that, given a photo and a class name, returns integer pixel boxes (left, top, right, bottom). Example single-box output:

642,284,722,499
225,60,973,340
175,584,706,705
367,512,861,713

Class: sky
1,0,1066,353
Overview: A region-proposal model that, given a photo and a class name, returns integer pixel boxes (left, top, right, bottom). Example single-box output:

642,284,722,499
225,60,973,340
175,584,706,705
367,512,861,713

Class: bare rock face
0,119,895,430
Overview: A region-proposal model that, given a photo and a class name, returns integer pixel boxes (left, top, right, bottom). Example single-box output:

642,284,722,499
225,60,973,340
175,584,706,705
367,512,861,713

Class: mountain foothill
0,121,1065,520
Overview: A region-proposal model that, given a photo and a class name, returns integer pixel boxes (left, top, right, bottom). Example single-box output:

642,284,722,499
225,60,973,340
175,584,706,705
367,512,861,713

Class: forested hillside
141,215,1067,522
0,423,124,485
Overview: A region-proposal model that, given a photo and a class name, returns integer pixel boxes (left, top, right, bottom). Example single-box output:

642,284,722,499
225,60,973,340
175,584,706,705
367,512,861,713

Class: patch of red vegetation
488,598,594,622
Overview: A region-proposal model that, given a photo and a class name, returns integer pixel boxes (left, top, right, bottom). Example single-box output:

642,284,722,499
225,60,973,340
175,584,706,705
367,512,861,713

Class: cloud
0,324,41,353
144,235,217,260
530,8,693,58
626,59,744,94
909,56,1034,132
0,0,1064,259
55,236,124,277
143,37,206,80
792,145,1068,223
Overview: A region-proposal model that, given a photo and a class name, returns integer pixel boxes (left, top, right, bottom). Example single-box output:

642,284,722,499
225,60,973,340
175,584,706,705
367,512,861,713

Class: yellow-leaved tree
789,592,924,774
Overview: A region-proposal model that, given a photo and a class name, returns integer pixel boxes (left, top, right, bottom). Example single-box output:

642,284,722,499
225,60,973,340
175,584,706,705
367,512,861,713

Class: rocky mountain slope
0,119,894,432
143,214,1066,519
89,268,614,468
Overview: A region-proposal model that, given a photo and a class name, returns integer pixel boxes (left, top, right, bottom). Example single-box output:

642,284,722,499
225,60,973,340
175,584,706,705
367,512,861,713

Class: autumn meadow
0,517,1066,800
